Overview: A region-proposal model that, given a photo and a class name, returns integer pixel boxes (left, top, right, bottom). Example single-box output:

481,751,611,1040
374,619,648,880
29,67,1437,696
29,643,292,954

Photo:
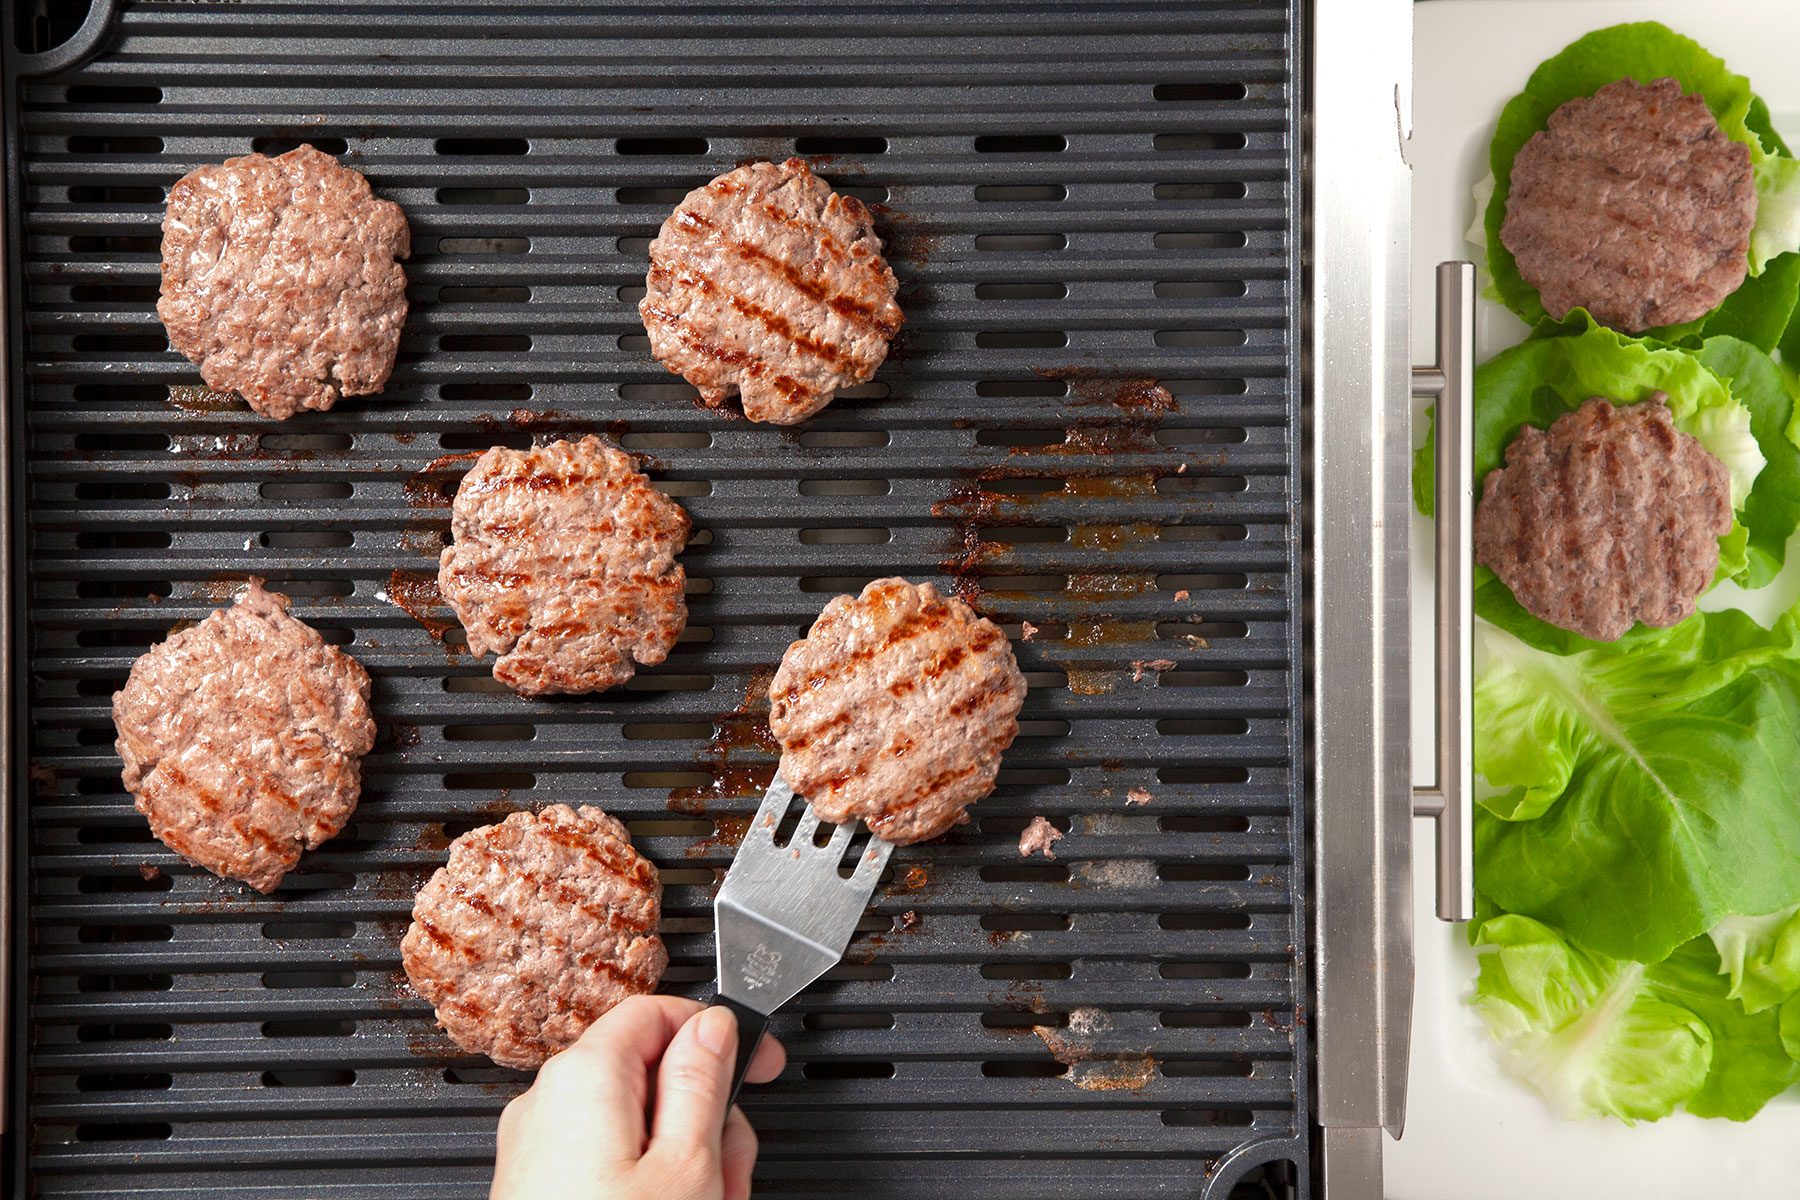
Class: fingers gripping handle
714,994,771,1114
1411,260,1475,923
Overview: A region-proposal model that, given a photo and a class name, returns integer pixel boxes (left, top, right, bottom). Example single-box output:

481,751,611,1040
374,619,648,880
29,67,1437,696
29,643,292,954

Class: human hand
491,995,786,1200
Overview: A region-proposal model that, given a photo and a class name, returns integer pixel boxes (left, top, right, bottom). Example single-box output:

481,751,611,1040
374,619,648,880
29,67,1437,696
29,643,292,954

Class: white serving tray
1394,3,1800,1196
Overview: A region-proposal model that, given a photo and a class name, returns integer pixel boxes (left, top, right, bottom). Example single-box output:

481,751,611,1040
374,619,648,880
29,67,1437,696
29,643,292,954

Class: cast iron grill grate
9,2,1307,1196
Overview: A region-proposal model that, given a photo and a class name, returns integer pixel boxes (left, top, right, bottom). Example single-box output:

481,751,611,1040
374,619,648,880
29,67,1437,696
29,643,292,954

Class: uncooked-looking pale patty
1473,394,1733,641
111,581,376,893
639,157,903,425
158,144,410,419
770,578,1026,845
438,436,691,697
402,805,667,1070
1501,77,1755,332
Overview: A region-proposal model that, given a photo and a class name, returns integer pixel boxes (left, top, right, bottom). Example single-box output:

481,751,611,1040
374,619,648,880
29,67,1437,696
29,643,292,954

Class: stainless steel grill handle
1411,261,1475,923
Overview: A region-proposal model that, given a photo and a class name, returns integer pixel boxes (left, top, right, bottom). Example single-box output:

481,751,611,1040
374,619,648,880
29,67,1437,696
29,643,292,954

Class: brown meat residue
1037,367,1177,415
1034,1007,1158,1092
1130,659,1177,682
1018,816,1063,859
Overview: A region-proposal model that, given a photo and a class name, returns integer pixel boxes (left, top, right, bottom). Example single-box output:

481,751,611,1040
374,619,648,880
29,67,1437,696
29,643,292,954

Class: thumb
646,1004,737,1171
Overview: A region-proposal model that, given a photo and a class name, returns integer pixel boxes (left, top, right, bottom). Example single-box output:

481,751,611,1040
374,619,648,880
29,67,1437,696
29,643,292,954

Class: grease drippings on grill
639,158,904,425
669,667,779,825
1037,366,1179,416
165,384,246,413
1034,1008,1159,1092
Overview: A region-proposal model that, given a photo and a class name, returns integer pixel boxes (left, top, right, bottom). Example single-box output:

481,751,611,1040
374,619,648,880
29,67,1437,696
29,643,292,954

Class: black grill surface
5,2,1308,1197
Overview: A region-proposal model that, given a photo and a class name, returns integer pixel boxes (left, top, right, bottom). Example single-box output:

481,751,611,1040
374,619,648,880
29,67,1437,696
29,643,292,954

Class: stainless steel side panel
1308,0,1415,1189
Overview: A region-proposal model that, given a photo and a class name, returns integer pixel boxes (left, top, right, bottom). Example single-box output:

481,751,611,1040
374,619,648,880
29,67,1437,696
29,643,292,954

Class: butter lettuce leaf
1473,913,1710,1122
1651,937,1800,1119
1474,611,1800,962
1780,994,1800,1061
1474,913,1799,1122
1694,336,1800,587
1709,905,1800,1014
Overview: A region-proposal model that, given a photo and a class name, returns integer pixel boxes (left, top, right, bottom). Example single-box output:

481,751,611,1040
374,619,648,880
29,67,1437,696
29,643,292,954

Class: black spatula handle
712,994,770,1113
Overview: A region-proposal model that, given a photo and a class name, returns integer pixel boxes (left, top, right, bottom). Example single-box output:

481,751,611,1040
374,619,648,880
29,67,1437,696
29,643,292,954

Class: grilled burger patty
639,157,904,425
1473,394,1733,641
402,805,667,1070
438,436,691,696
770,578,1026,845
111,581,376,893
1501,77,1756,332
158,144,411,419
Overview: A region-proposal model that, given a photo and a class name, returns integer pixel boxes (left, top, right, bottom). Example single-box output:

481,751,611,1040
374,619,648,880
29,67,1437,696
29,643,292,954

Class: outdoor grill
0,2,1427,1197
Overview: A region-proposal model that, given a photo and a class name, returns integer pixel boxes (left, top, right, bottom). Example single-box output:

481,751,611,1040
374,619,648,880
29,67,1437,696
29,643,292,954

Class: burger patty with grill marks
1501,77,1756,332
639,157,904,425
770,578,1026,845
402,805,667,1071
1473,394,1733,641
158,144,410,419
438,436,691,697
111,581,376,893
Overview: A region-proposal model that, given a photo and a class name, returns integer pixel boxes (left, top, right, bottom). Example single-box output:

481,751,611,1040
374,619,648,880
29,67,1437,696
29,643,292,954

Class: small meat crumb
138,864,165,883
1020,620,1039,641
1177,462,1188,473
1130,658,1177,682
1018,816,1063,860
1173,590,1190,602
1126,787,1153,806
897,909,919,932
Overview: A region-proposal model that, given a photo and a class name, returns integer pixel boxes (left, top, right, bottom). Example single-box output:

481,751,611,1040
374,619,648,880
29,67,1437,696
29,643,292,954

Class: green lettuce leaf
1474,611,1800,962
1709,905,1800,1014
1780,993,1800,1061
1694,251,1800,353
1694,336,1800,587
1415,322,1769,654
1653,937,1800,1119
1473,914,1799,1122
1483,22,1800,340
1753,157,1800,273
1472,913,1710,1122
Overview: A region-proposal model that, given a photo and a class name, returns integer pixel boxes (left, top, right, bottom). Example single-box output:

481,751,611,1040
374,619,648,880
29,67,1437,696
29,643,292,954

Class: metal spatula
710,774,893,1106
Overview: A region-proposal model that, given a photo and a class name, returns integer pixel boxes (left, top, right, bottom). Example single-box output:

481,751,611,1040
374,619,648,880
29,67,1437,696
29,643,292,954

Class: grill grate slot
11,2,1309,1198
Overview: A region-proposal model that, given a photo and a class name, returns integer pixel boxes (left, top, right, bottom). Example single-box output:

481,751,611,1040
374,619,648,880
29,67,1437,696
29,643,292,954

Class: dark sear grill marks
672,204,901,336
776,603,951,703
649,261,867,371
771,580,1027,845
641,157,902,424
425,885,656,995
640,302,813,405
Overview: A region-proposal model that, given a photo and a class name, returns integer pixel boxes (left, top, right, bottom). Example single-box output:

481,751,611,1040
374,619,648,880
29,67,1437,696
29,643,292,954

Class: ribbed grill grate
10,2,1308,1197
